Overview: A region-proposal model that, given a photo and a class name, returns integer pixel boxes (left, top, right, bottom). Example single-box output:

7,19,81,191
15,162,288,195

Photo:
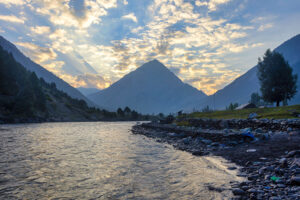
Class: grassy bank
183,104,300,119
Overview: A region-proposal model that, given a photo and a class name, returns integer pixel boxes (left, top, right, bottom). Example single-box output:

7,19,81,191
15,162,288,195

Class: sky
0,0,300,95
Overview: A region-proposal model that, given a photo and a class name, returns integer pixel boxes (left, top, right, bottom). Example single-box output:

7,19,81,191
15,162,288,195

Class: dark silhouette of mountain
0,36,95,107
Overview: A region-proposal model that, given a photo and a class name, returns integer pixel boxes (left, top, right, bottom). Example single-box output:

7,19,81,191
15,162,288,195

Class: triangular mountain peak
137,59,169,72
89,59,207,114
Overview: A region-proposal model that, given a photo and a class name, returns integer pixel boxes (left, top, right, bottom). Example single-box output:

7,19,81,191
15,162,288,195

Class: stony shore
131,118,300,199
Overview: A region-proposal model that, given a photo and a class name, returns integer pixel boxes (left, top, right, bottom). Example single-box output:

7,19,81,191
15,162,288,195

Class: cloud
0,0,271,95
258,23,273,31
74,73,111,89
122,13,138,23
30,26,51,34
43,61,65,74
0,15,25,23
195,0,232,11
34,0,118,28
16,42,57,63
0,0,25,7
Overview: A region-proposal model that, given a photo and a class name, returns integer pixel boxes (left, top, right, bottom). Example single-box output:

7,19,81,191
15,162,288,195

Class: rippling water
0,122,242,199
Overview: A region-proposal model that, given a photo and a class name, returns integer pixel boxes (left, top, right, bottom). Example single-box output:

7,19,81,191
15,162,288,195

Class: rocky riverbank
131,119,300,199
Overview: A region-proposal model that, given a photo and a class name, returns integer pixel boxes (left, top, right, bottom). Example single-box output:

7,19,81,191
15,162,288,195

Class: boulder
290,176,300,186
192,151,208,156
232,188,245,196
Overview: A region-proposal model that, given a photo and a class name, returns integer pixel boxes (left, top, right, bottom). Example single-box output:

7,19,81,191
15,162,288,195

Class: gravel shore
132,119,300,199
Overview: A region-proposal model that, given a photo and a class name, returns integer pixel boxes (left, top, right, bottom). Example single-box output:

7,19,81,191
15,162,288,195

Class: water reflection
0,122,241,199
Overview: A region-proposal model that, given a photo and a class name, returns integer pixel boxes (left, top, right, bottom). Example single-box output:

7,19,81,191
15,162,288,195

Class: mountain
0,46,101,123
77,87,101,97
190,34,300,111
89,60,207,114
0,46,148,123
0,36,95,107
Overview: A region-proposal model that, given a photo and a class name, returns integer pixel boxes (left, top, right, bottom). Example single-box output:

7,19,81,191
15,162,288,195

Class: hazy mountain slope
190,34,300,111
89,60,207,114
0,36,95,106
77,87,101,97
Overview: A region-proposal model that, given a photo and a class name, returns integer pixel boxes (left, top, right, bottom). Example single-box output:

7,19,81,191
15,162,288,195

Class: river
0,122,242,199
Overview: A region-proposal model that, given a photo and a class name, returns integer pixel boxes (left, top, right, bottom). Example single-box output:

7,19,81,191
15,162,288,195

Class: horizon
1,0,300,95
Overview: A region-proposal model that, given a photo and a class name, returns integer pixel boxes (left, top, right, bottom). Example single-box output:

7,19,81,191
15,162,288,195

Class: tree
202,105,212,112
158,113,164,118
131,110,139,120
117,108,124,117
226,102,239,110
257,49,297,107
124,106,131,113
249,92,261,106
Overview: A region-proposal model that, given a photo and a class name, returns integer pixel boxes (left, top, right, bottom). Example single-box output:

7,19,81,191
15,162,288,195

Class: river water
0,122,242,199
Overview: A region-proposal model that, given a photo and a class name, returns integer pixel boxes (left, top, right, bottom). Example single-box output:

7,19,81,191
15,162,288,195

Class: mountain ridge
89,59,207,114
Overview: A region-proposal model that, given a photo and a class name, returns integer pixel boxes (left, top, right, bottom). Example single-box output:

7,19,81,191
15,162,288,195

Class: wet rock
287,150,300,158
182,137,191,144
232,188,245,195
255,128,263,133
279,158,288,167
219,120,229,128
207,185,224,192
201,139,212,145
169,132,186,138
277,184,286,188
269,197,281,200
290,176,300,185
248,188,257,193
192,151,208,156
248,175,258,181
228,166,237,170
211,142,219,147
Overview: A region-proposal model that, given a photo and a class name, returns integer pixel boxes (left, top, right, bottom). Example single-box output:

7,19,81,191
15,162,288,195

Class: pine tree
257,49,297,107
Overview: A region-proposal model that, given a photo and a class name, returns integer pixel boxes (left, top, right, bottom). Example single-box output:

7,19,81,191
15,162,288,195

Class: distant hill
77,87,101,97
0,46,145,123
89,60,207,114
0,36,95,107
188,34,300,111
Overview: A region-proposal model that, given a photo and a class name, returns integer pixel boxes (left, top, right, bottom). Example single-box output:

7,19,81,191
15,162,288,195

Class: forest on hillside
0,46,149,123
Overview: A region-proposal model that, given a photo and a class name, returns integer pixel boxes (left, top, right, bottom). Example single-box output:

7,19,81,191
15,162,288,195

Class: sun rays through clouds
0,0,300,94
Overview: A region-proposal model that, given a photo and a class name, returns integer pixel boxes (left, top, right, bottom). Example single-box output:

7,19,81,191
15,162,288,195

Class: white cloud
0,0,25,7
195,0,232,11
34,0,118,28
74,73,111,89
30,26,51,34
122,13,138,23
195,1,208,7
258,23,273,31
0,15,25,24
16,42,57,63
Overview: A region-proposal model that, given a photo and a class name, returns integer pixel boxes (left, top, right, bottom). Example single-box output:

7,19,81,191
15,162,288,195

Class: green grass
183,104,300,119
